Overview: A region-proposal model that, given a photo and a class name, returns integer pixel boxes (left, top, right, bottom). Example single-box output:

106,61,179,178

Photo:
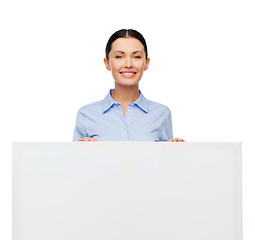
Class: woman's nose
125,57,133,68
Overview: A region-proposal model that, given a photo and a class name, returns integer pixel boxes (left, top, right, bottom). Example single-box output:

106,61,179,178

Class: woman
73,29,184,142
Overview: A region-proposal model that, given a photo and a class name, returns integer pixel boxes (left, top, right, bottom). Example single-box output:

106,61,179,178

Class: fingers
78,137,98,142
78,137,185,142
169,138,185,142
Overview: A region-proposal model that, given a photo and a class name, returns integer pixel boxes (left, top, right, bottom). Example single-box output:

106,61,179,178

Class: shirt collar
102,89,149,113
134,91,149,113
102,89,119,113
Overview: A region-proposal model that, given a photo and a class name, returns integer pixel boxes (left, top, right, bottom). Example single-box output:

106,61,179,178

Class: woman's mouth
120,71,137,78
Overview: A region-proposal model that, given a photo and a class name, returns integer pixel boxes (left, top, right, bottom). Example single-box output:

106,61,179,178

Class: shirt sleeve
73,109,88,141
160,109,173,141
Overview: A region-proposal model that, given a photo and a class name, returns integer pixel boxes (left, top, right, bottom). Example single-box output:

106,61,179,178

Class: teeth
122,72,135,75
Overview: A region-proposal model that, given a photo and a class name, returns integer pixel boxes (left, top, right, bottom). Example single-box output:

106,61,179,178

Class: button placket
128,103,134,113
125,105,132,139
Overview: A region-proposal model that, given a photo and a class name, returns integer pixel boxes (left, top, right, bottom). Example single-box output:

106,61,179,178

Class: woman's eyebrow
113,51,125,54
113,50,144,54
133,51,143,54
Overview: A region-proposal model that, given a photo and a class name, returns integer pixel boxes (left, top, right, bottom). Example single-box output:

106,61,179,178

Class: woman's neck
111,85,140,104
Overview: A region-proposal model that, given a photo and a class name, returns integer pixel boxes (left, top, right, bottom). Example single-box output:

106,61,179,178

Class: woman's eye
134,56,141,59
115,56,122,59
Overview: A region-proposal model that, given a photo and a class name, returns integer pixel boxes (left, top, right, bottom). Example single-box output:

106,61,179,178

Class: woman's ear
144,57,150,71
104,58,111,71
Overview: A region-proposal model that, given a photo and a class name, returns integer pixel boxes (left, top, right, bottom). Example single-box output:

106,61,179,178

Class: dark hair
105,29,148,60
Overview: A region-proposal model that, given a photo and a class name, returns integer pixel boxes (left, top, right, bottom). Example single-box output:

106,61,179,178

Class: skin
79,37,184,142
104,37,150,115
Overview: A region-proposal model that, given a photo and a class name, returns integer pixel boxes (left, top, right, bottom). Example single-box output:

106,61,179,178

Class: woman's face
104,37,150,87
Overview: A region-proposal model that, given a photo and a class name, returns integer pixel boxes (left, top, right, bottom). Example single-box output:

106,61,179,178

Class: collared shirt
73,89,173,141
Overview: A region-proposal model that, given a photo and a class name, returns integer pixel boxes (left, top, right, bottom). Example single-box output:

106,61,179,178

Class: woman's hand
169,138,185,142
78,137,98,142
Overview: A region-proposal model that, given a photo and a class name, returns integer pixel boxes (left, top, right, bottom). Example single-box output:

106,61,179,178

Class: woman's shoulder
146,98,171,114
78,99,104,114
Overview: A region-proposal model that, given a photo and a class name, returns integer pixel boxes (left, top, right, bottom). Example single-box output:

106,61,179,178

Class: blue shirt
73,89,173,141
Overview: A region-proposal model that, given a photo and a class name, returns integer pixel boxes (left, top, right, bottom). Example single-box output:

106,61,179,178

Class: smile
120,71,137,77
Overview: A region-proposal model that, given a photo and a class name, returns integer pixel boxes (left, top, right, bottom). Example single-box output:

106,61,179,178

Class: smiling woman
73,29,184,142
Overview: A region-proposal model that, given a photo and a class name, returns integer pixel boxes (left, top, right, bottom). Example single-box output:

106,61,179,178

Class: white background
0,0,254,239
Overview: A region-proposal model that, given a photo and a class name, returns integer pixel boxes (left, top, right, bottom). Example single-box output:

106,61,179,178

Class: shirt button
131,103,134,106
128,109,131,112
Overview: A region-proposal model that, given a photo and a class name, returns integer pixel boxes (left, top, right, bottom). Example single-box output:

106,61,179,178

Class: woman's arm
73,109,88,141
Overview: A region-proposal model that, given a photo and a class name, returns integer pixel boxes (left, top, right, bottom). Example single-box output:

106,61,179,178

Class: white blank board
13,142,242,240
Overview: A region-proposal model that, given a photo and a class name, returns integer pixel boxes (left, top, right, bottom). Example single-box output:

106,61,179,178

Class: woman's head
105,29,148,60
104,29,150,88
